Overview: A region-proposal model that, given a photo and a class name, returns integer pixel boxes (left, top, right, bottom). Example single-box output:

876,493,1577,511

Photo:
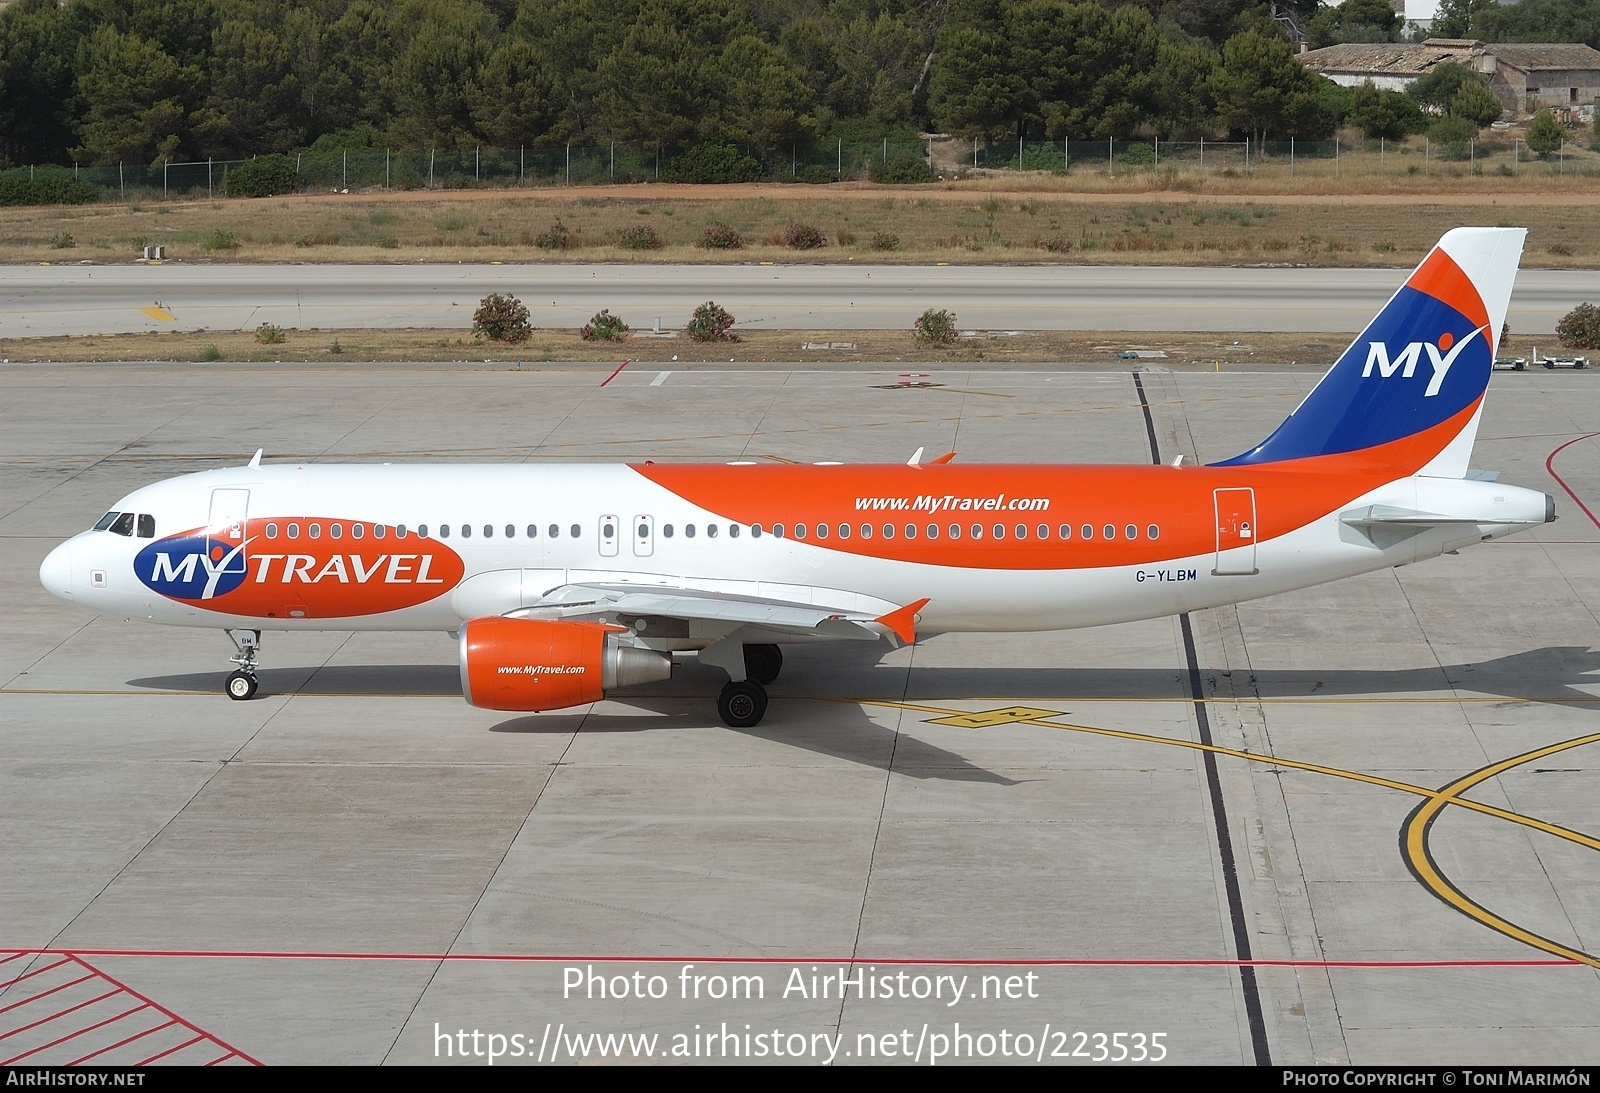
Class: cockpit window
136,514,155,538
109,512,136,536
94,511,121,531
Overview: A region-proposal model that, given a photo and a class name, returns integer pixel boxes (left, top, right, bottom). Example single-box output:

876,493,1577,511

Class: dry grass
1,325,1363,367
9,180,1600,268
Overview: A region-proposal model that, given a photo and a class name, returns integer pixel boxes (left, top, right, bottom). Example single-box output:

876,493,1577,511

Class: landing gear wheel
743,643,783,686
717,679,768,728
225,670,258,701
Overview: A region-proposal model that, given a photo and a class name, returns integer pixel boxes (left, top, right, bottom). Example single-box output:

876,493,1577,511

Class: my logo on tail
1362,325,1487,397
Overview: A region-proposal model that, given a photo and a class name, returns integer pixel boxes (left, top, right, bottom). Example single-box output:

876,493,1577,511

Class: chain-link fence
5,133,1596,203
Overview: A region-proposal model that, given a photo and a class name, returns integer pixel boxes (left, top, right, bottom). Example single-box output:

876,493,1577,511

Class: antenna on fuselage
248,449,263,469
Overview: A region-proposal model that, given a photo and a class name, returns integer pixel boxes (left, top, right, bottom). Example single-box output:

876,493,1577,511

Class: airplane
37,227,1553,728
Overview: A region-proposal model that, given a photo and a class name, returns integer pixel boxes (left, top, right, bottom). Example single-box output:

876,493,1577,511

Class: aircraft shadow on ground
128,645,1600,778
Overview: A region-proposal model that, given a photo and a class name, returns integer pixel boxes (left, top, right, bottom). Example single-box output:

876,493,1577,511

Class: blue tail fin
1213,227,1525,476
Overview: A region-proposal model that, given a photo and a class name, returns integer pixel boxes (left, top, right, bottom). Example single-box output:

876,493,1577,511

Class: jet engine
459,617,673,712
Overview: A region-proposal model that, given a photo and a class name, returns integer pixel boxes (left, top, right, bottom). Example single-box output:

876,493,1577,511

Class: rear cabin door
1213,487,1257,575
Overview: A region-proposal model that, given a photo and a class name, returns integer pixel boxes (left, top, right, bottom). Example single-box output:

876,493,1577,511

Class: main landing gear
714,644,784,728
224,629,261,700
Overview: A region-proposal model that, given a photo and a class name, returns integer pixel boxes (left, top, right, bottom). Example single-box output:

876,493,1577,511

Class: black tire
717,679,767,728
743,643,783,686
226,670,258,700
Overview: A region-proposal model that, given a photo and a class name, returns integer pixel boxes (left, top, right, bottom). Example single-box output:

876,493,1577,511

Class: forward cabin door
1213,487,1258,575
206,488,251,578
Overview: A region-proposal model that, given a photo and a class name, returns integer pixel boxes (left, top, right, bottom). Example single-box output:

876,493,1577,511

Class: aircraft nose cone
39,541,73,602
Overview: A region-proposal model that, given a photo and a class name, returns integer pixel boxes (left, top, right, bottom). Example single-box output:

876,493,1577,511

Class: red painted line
0,973,97,1016
0,953,26,968
64,1019,171,1067
204,1050,239,1066
1546,431,1600,531
0,957,71,990
64,955,262,1067
0,988,121,1041
1,1003,150,1065
0,948,1582,969
135,1032,206,1066
598,359,630,387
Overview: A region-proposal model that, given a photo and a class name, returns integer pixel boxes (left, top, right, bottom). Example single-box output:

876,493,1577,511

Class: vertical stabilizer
1214,227,1526,477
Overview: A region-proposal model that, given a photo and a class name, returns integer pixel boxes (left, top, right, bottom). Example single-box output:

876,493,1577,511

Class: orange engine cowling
459,617,673,712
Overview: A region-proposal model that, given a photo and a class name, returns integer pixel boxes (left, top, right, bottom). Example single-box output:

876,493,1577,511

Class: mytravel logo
1361,324,1487,398
134,517,466,618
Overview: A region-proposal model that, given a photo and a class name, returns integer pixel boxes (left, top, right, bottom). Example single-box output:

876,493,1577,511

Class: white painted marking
651,371,672,386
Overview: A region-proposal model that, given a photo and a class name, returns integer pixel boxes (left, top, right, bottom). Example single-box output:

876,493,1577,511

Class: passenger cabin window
373,525,386,539
570,524,580,539
266,522,279,539
685,524,696,539
418,525,429,538
1059,525,1072,539
395,524,407,537
505,525,514,538
330,523,342,539
1081,524,1094,540
663,524,674,538
461,525,472,539
137,514,155,538
548,524,559,539
837,524,850,539
774,525,786,539
1038,524,1049,539
439,525,451,539
526,525,537,538
309,524,321,539
1103,524,1116,540
1148,525,1159,540
351,524,363,539
751,525,763,538
1126,524,1138,540
729,524,740,538
707,525,718,539
109,513,136,536
793,524,805,539
816,524,828,539
94,512,121,531
948,524,960,539
485,525,495,538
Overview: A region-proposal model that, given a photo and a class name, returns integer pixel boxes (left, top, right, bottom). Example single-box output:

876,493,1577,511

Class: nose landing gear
224,629,261,700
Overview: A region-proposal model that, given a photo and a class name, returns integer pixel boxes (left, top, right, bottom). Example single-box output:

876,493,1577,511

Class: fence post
1470,139,1475,170
1153,135,1158,170
1380,136,1384,172
163,160,167,198
1290,137,1294,178
1425,138,1429,173
974,138,977,168
386,148,391,190
119,162,124,202
792,143,796,177
1108,136,1112,176
565,143,569,186
1514,138,1519,171
837,138,841,175
519,145,524,183
1244,138,1249,176
1199,136,1204,171
429,148,435,189
1018,132,1023,168
475,147,480,183
884,136,888,164
1335,136,1339,178
207,157,212,198
1560,139,1565,174
344,150,349,188
610,142,614,180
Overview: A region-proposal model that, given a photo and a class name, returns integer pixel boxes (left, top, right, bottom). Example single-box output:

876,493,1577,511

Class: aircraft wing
506,583,928,645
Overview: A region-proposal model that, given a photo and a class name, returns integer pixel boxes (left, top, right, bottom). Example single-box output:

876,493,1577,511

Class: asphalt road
2,261,1595,338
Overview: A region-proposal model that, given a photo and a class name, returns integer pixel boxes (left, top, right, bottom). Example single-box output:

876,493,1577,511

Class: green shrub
913,308,959,346
580,308,629,341
663,142,763,184
798,164,839,184
1556,303,1600,349
697,222,743,249
534,220,572,250
203,228,238,251
614,224,663,250
1427,116,1478,160
1120,142,1157,165
870,230,899,251
1039,236,1072,253
0,173,98,206
473,292,532,343
201,344,222,362
868,157,937,184
779,222,826,249
687,301,738,342
49,231,75,249
255,323,285,344
223,154,299,198
1526,108,1566,157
